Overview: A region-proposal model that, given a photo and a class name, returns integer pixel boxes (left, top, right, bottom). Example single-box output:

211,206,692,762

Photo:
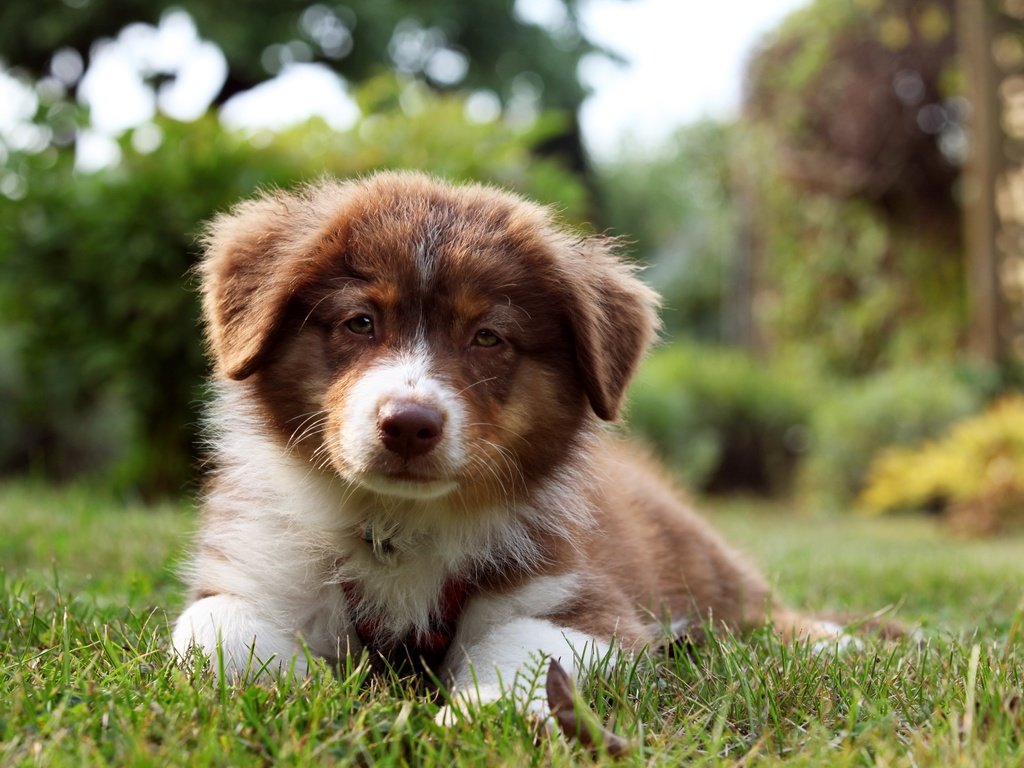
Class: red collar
342,577,469,670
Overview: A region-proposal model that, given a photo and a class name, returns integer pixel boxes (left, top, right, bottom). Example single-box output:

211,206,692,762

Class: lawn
1,483,1021,766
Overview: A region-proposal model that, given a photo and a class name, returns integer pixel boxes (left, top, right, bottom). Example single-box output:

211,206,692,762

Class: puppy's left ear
559,236,661,421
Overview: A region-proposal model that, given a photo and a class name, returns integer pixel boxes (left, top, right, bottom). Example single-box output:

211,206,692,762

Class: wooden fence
960,0,1024,362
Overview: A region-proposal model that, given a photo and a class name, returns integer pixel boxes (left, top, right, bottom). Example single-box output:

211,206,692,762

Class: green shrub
598,121,738,341
860,395,1024,535
800,365,982,509
733,124,965,377
627,342,811,494
0,77,588,496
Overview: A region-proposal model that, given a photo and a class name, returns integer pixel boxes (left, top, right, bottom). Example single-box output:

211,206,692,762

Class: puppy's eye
473,329,502,348
346,315,374,336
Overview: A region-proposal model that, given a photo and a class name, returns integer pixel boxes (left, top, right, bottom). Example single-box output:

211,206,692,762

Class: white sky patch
514,0,570,30
142,10,199,71
76,10,227,137
465,89,502,124
580,0,807,160
75,129,123,172
77,41,157,134
219,63,360,132
158,40,227,121
0,71,39,139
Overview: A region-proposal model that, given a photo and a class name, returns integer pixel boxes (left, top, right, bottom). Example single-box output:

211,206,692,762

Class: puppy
172,172,839,717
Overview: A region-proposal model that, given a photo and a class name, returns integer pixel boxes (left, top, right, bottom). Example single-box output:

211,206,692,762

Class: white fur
338,345,466,499
436,574,609,724
172,594,309,680
810,620,862,654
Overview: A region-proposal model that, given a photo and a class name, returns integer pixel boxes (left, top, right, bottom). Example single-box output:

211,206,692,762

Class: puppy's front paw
172,595,309,682
434,682,551,728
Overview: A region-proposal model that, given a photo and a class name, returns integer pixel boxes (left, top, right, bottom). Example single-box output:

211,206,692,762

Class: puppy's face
278,204,587,504
200,174,659,506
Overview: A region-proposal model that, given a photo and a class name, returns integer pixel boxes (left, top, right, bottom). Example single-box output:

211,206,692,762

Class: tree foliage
745,0,959,215
739,0,965,373
598,121,738,341
1,0,602,112
0,78,587,496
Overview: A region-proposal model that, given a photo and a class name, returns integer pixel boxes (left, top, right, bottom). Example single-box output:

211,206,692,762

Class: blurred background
1,0,1023,536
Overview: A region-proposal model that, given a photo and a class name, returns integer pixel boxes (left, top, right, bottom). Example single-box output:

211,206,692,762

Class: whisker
297,292,338,334
285,408,329,425
482,439,526,498
295,417,329,444
472,440,525,506
286,412,330,453
455,377,499,397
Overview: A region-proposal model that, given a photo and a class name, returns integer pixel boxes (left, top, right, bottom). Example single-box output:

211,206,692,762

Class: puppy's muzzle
377,400,444,460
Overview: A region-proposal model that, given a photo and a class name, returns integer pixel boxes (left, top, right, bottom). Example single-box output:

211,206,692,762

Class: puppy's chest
342,568,469,671
317,528,478,662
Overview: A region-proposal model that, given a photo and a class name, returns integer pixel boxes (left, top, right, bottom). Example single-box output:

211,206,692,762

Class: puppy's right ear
198,193,306,380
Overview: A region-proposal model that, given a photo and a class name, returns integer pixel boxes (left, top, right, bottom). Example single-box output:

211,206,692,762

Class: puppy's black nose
377,400,444,460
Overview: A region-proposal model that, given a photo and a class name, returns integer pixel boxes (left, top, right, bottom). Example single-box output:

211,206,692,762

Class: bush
734,124,965,376
860,396,1024,535
799,365,982,508
627,342,811,494
0,77,588,496
598,121,739,341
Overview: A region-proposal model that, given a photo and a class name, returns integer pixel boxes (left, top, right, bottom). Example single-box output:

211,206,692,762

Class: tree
738,0,967,373
4,1,599,106
1,0,616,173
957,0,1024,365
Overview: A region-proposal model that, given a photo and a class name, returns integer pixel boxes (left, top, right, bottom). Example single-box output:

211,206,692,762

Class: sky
0,0,809,169
579,0,807,158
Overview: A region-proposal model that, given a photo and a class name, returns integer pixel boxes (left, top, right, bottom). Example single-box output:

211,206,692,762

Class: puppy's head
200,173,659,504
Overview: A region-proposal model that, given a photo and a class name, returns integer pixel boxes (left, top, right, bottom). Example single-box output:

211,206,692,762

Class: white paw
434,684,551,728
810,621,864,654
172,595,308,682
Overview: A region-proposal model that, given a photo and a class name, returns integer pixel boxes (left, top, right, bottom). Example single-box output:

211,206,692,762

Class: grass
1,482,1022,766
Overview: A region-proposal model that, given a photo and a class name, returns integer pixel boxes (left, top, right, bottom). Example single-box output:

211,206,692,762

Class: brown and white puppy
172,172,841,717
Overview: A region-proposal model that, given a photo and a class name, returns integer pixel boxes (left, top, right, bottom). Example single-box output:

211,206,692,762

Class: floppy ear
559,236,661,421
198,192,310,380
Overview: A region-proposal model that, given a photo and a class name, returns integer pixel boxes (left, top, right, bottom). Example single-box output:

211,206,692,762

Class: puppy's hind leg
770,609,865,653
